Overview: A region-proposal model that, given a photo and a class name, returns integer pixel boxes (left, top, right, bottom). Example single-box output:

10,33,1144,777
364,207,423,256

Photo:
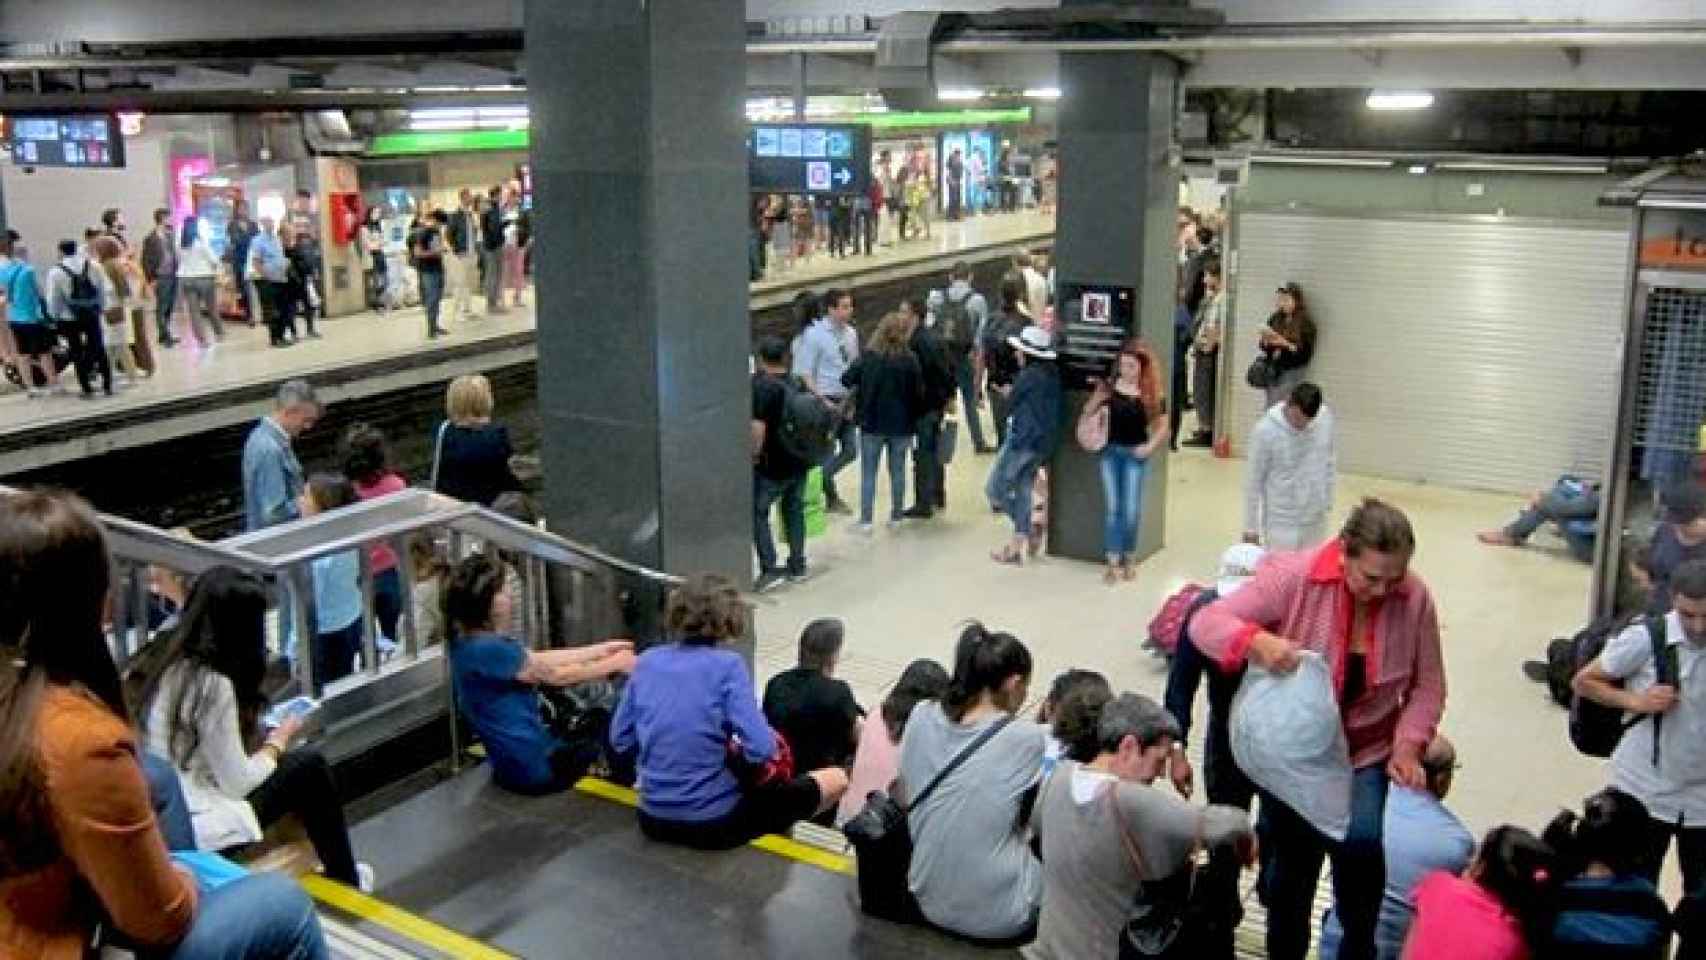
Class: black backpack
1545,615,1631,708
58,262,101,324
1568,615,1677,761
937,291,975,357
776,376,837,465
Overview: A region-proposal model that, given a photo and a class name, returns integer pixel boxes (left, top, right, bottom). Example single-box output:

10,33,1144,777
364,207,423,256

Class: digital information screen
748,123,872,196
4,114,127,168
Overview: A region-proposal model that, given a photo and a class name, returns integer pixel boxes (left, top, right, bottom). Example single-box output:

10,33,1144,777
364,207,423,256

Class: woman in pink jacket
1192,498,1446,960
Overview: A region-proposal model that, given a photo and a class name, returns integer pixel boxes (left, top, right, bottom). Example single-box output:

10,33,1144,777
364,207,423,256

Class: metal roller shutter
1227,210,1630,494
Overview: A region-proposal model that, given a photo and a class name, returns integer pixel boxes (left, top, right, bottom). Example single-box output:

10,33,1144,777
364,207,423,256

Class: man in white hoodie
1243,381,1336,550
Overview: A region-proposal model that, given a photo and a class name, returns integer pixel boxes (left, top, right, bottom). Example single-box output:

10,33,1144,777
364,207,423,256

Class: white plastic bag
1230,651,1352,841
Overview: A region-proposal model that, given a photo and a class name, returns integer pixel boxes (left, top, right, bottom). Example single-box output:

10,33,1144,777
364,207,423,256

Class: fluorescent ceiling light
1022,87,1061,100
409,119,476,131
1366,91,1434,111
1407,164,1429,175
1437,161,1608,175
937,88,984,101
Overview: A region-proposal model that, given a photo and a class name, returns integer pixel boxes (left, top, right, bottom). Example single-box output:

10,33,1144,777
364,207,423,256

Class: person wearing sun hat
986,326,1062,565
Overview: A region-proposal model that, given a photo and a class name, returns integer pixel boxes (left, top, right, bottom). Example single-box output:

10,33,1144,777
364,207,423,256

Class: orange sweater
0,686,196,959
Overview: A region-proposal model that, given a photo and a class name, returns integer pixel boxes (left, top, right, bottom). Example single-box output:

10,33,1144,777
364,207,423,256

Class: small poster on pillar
1056,282,1136,391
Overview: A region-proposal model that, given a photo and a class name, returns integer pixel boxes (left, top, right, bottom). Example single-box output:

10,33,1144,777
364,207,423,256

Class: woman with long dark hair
175,214,224,347
343,423,407,644
897,623,1045,942
0,490,326,958
1259,281,1317,407
1082,341,1169,583
838,658,949,825
128,565,370,890
1541,789,1671,959
1402,825,1558,959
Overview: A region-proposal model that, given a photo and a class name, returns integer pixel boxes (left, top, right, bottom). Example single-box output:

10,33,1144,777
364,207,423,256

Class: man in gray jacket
1243,381,1336,551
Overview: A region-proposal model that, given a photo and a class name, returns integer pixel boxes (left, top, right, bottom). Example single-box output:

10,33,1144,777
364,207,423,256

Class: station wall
1225,165,1631,496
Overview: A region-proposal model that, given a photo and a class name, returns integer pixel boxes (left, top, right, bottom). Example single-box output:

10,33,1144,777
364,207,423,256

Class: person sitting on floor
127,565,374,891
1541,787,1672,960
838,658,950,825
899,623,1048,943
1400,826,1558,960
611,574,848,849
443,555,636,795
1035,668,1110,776
1320,735,1476,960
1477,475,1602,563
762,618,864,824
1026,690,1255,960
0,490,329,960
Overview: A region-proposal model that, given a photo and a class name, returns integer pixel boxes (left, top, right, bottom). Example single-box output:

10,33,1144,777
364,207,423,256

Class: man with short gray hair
1029,691,1255,960
242,379,320,532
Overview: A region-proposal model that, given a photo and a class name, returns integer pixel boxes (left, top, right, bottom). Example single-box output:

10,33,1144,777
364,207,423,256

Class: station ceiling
4,0,1706,111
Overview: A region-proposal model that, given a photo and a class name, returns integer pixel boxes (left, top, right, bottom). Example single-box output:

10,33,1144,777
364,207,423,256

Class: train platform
0,209,1053,477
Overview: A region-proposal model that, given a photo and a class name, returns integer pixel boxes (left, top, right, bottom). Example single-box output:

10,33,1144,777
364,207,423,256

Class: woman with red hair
1085,341,1169,583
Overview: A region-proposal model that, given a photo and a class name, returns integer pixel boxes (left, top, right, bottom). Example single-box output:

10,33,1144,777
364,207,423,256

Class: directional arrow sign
833,165,853,186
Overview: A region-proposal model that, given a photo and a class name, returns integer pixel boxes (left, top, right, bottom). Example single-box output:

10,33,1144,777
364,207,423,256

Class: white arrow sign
833,167,853,185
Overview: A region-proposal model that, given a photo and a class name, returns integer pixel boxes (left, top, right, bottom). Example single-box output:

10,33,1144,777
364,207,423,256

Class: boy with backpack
925,262,992,454
751,335,829,592
1573,556,1706,900
46,237,112,398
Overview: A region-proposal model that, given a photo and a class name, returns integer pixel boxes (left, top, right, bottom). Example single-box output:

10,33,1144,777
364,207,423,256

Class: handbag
1076,402,1110,453
1245,354,1280,390
1109,786,1206,959
842,714,1013,922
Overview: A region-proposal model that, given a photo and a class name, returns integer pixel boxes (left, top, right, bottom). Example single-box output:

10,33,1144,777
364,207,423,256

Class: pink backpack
1145,584,1209,657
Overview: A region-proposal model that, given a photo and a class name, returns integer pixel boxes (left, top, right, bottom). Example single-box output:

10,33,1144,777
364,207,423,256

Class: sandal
1122,562,1138,582
1103,566,1120,585
991,545,1024,566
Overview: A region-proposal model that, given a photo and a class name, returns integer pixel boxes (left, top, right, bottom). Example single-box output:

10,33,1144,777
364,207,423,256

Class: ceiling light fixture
1366,91,1435,111
1022,87,1061,100
936,88,985,102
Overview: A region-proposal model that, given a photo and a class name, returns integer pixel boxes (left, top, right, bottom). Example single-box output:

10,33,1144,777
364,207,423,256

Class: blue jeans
986,443,1043,537
151,871,328,960
1099,446,1148,557
953,352,989,450
421,269,446,333
859,432,910,524
754,470,806,575
1259,764,1389,960
820,416,859,504
141,750,196,851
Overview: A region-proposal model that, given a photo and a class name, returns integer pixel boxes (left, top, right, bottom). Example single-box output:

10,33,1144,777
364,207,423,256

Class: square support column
1050,52,1179,563
525,0,751,583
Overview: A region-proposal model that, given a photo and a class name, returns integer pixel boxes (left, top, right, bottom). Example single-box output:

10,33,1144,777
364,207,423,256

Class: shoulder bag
1077,400,1110,453
1108,785,1207,960
842,714,1013,922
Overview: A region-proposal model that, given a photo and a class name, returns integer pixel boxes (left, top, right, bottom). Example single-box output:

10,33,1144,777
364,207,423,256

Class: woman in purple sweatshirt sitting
611,573,849,849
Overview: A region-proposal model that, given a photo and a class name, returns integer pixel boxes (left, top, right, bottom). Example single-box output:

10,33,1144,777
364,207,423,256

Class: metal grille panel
1631,286,1706,487
1229,211,1629,494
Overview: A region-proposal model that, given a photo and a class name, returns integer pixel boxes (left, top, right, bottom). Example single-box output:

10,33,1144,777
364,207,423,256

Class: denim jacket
241,417,303,532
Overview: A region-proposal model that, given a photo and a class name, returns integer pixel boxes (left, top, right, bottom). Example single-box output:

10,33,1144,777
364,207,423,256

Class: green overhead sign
366,107,1031,157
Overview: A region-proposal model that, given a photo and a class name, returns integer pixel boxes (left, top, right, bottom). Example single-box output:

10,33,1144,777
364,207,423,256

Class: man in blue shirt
0,232,59,396
248,218,292,347
242,379,319,532
1320,736,1474,960
792,288,860,513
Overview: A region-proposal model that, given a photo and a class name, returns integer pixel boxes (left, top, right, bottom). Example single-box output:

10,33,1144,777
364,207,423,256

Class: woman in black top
432,374,522,507
981,271,1032,447
1085,342,1169,583
841,311,924,532
1260,281,1317,406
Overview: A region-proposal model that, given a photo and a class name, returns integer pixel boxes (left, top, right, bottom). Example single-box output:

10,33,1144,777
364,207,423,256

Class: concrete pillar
1049,51,1179,563
525,0,751,585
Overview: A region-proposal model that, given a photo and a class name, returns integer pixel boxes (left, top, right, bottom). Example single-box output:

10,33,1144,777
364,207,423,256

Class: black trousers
638,775,822,851
59,316,111,395
987,383,1012,448
244,746,359,885
1637,814,1706,898
914,409,945,510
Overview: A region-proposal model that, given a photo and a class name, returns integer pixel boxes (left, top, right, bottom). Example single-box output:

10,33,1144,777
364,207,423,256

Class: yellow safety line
573,777,855,876
300,873,517,960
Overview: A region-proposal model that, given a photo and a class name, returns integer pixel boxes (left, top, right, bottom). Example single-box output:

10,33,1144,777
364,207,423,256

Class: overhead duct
302,110,366,155
876,10,941,105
